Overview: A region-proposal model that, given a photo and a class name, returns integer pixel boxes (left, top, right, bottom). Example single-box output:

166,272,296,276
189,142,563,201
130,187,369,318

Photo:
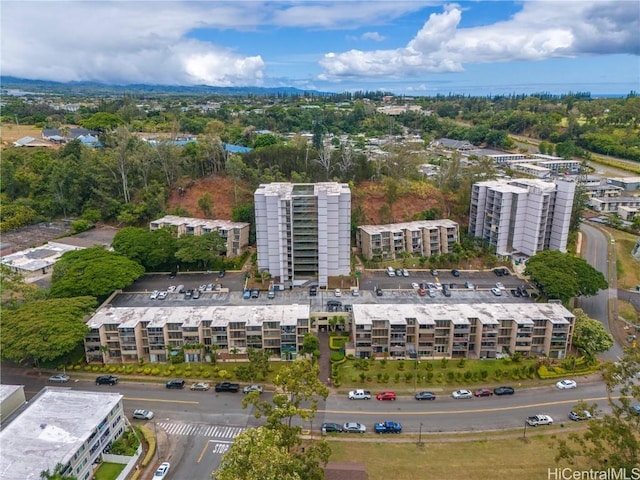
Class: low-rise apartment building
357,220,459,260
351,303,574,360
589,196,640,213
0,388,125,480
149,215,250,257
85,304,311,363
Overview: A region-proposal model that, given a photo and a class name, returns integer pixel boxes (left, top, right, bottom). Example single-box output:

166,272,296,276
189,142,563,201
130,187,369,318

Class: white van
386,266,396,277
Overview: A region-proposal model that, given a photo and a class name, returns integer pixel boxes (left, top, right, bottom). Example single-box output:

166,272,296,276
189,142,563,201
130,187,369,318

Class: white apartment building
85,304,312,363
357,220,459,260
351,303,574,360
0,388,125,480
254,183,351,287
149,215,250,257
468,178,576,257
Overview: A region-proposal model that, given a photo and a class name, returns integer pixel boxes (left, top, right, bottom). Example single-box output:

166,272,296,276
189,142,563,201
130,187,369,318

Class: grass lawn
605,227,640,289
327,432,572,480
93,462,126,480
337,358,542,392
619,300,639,325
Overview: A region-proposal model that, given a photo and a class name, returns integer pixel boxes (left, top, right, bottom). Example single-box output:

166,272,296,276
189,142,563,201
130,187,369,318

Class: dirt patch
0,124,45,146
167,176,253,219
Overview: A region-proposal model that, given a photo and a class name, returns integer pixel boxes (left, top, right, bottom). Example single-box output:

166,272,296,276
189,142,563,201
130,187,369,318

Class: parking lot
112,268,536,311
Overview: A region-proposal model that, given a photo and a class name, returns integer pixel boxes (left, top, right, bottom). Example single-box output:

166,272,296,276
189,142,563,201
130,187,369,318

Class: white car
167,285,176,292
150,290,159,299
133,409,155,420
527,414,553,426
491,287,502,296
556,379,577,389
48,374,70,383
348,389,372,400
452,389,473,399
402,268,409,277
411,282,420,290
190,382,210,391
154,462,170,479
495,282,505,290
351,288,360,296
334,289,342,297
243,384,264,394
157,291,168,300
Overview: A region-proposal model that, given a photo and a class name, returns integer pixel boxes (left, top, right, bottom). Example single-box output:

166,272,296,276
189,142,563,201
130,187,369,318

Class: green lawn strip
93,462,126,480
326,431,574,480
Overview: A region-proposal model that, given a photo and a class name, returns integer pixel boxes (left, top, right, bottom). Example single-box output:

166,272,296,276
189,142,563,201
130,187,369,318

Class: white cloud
319,1,639,80
361,32,385,42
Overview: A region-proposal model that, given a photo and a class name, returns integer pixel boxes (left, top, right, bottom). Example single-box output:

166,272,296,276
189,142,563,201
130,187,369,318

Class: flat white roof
358,219,458,234
352,303,573,326
0,243,81,272
88,304,310,329
255,182,349,198
0,388,123,480
150,215,249,230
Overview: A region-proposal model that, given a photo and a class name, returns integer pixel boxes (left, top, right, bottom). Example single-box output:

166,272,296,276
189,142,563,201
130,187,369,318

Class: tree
524,251,608,304
231,359,331,480
571,309,614,360
50,246,145,299
79,112,124,131
1,296,95,369
40,463,77,480
174,232,227,268
555,344,640,469
112,227,176,270
0,264,46,309
235,347,271,382
301,333,320,358
198,192,214,218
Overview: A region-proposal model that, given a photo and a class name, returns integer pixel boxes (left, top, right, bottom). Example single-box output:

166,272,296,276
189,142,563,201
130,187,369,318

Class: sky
2,1,639,96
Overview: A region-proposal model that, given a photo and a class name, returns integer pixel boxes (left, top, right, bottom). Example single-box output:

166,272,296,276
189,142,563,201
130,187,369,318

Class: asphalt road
0,368,618,480
577,222,624,361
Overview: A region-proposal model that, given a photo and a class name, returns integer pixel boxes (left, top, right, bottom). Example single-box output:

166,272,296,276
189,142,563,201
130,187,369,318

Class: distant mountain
0,76,333,97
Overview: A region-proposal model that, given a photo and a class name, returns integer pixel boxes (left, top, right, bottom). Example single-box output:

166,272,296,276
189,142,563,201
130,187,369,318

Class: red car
473,388,494,397
376,391,397,401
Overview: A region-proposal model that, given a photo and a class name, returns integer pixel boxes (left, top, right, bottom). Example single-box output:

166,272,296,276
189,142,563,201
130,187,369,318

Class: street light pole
418,422,424,447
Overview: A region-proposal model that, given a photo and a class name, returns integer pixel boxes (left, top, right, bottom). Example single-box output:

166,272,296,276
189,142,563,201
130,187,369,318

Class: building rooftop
352,303,573,326
255,182,350,199
0,243,81,272
358,219,458,234
150,215,249,230
0,388,123,480
0,384,24,404
87,304,311,329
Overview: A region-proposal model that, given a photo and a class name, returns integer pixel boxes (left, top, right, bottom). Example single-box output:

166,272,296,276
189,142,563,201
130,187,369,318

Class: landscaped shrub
397,360,405,371
404,372,413,383
457,359,466,368
359,372,366,383
151,368,160,375
394,372,400,383
380,359,387,368
440,358,449,369
92,366,100,372
383,372,390,383
464,371,473,380
73,365,82,371
109,366,117,373
446,371,455,382
376,372,383,382
330,352,345,363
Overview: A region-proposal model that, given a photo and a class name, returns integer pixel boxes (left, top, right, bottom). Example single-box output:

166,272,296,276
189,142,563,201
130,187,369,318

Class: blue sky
2,1,639,96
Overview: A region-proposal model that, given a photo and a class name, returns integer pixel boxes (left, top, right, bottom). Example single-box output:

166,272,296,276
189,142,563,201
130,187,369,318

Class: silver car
133,409,155,420
343,422,366,434
48,374,70,383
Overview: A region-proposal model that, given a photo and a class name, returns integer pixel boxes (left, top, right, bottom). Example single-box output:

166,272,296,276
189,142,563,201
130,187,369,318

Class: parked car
243,385,264,394
218,270,226,278
48,373,70,383
411,282,420,290
494,268,504,277
321,422,343,433
556,379,577,390
309,286,318,297
491,287,502,296
451,269,460,277
167,285,176,292
526,414,554,426
451,389,473,399
192,290,201,299
465,282,474,289
495,282,505,290
374,421,402,434
348,389,372,400
243,289,251,299
473,388,494,397
493,386,515,396
351,288,359,296
166,379,186,389
376,288,383,296
154,462,170,480
215,382,240,392
184,289,193,299
402,268,409,277
190,382,210,391
395,269,403,277
334,288,342,297
442,285,451,297
431,269,439,276
342,422,366,434
510,288,521,297
520,287,530,298
267,290,275,299
414,391,436,401
157,291,168,300
150,290,159,299
568,410,592,421
376,391,397,401
251,289,260,299
96,375,118,385
133,409,155,420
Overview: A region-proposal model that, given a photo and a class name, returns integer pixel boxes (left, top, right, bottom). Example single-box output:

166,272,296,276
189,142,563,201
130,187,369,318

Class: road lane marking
318,396,619,415
197,439,236,463
123,397,198,404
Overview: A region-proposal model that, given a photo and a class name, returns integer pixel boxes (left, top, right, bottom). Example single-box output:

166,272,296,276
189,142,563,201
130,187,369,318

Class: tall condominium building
149,215,250,257
468,178,576,257
254,183,351,287
357,220,459,260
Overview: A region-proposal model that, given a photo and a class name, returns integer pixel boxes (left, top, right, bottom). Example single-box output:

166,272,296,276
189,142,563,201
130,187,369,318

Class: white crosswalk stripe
157,422,245,439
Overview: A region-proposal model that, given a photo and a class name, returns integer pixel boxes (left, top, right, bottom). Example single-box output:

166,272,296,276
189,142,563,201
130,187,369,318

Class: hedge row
537,364,599,379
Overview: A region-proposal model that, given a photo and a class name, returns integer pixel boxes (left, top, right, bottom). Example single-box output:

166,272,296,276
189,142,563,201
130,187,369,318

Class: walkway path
317,330,332,388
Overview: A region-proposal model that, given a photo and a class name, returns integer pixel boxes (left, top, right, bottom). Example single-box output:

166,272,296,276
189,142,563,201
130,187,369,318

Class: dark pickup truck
215,382,240,393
